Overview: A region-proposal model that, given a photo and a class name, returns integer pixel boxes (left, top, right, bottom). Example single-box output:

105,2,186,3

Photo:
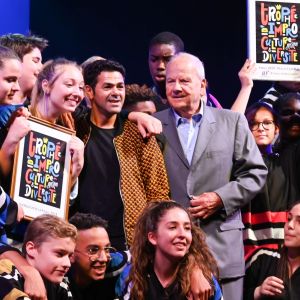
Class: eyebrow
167,221,191,225
87,243,111,248
288,213,300,219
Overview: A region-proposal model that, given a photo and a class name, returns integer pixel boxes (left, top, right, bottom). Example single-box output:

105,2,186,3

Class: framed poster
10,116,75,220
248,0,300,81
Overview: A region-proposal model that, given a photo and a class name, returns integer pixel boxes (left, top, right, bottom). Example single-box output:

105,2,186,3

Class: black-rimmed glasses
249,120,275,131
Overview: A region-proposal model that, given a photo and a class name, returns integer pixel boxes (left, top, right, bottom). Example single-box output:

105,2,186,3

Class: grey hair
168,52,205,79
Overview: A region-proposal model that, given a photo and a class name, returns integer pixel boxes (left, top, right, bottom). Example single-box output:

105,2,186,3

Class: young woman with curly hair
126,200,222,300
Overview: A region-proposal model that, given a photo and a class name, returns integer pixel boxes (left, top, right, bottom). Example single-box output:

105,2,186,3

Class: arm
0,259,30,299
188,266,214,300
140,134,170,201
0,186,24,234
127,111,162,138
0,249,47,300
0,114,30,175
214,113,267,216
69,136,84,189
231,59,256,114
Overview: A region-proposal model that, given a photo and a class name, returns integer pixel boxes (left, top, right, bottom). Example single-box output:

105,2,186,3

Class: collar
172,101,204,127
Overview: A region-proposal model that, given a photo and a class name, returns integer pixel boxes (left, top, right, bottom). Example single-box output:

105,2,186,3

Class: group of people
0,30,299,300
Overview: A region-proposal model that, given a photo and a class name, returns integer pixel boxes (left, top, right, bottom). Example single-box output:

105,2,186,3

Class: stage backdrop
0,0,30,35
29,0,270,108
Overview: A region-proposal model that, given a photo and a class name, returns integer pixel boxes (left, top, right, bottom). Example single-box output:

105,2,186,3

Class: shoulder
48,276,73,299
154,108,171,122
204,106,247,127
245,248,280,270
0,259,28,299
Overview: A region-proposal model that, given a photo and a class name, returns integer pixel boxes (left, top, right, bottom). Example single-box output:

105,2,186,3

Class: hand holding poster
10,116,74,220
248,0,300,81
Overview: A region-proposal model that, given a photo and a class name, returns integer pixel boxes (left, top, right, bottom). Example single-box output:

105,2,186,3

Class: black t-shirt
76,121,126,250
146,269,186,300
68,274,117,300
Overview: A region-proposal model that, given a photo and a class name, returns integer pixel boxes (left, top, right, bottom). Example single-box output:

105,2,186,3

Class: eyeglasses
75,246,117,262
249,120,275,131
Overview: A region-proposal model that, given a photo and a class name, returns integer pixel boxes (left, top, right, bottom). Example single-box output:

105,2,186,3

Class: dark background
30,0,271,109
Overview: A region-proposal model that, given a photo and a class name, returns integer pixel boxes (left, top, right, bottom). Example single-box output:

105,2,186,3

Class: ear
147,231,157,246
200,78,207,97
70,252,75,264
275,125,280,135
41,79,50,94
25,241,38,259
85,85,94,101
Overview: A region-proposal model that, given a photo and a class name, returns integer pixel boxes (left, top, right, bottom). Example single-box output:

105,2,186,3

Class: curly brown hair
128,200,218,300
124,84,156,105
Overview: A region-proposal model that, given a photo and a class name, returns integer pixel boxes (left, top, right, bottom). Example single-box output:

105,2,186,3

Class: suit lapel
191,106,216,166
161,109,190,168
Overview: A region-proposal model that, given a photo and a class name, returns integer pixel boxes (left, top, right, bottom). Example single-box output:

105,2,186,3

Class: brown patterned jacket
75,111,170,246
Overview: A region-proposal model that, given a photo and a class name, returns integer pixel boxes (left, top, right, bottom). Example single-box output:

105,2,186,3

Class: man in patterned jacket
73,59,170,251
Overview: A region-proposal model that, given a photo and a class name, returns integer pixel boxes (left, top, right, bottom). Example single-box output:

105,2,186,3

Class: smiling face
43,65,84,118
166,55,206,119
278,97,300,142
148,207,192,263
0,58,21,104
27,236,75,284
73,227,110,285
87,71,125,118
284,203,300,249
19,47,43,97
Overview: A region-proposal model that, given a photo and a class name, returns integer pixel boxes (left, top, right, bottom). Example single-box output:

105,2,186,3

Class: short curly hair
124,84,156,108
149,31,184,53
69,212,108,230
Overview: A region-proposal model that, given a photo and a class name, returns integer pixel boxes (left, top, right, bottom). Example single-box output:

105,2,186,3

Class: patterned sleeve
0,259,29,299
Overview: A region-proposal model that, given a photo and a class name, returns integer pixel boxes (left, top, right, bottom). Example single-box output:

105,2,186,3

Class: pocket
220,220,245,231
220,210,245,231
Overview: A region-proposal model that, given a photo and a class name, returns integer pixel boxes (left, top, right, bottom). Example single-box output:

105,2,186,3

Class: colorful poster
248,0,300,81
11,117,74,220
19,131,66,208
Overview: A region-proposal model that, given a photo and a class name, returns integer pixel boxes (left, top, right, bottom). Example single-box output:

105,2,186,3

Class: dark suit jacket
155,105,267,279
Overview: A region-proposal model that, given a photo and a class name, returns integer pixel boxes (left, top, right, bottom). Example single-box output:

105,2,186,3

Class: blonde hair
30,58,82,130
22,214,77,254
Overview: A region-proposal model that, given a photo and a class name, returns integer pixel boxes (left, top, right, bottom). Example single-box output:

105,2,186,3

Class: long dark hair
276,201,300,285
129,200,218,300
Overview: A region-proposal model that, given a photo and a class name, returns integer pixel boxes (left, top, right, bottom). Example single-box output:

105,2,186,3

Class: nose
176,225,188,238
91,249,109,263
12,81,21,92
72,85,84,98
62,256,71,268
157,59,166,70
36,61,43,73
110,86,123,99
257,122,265,131
173,80,182,92
288,218,295,230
